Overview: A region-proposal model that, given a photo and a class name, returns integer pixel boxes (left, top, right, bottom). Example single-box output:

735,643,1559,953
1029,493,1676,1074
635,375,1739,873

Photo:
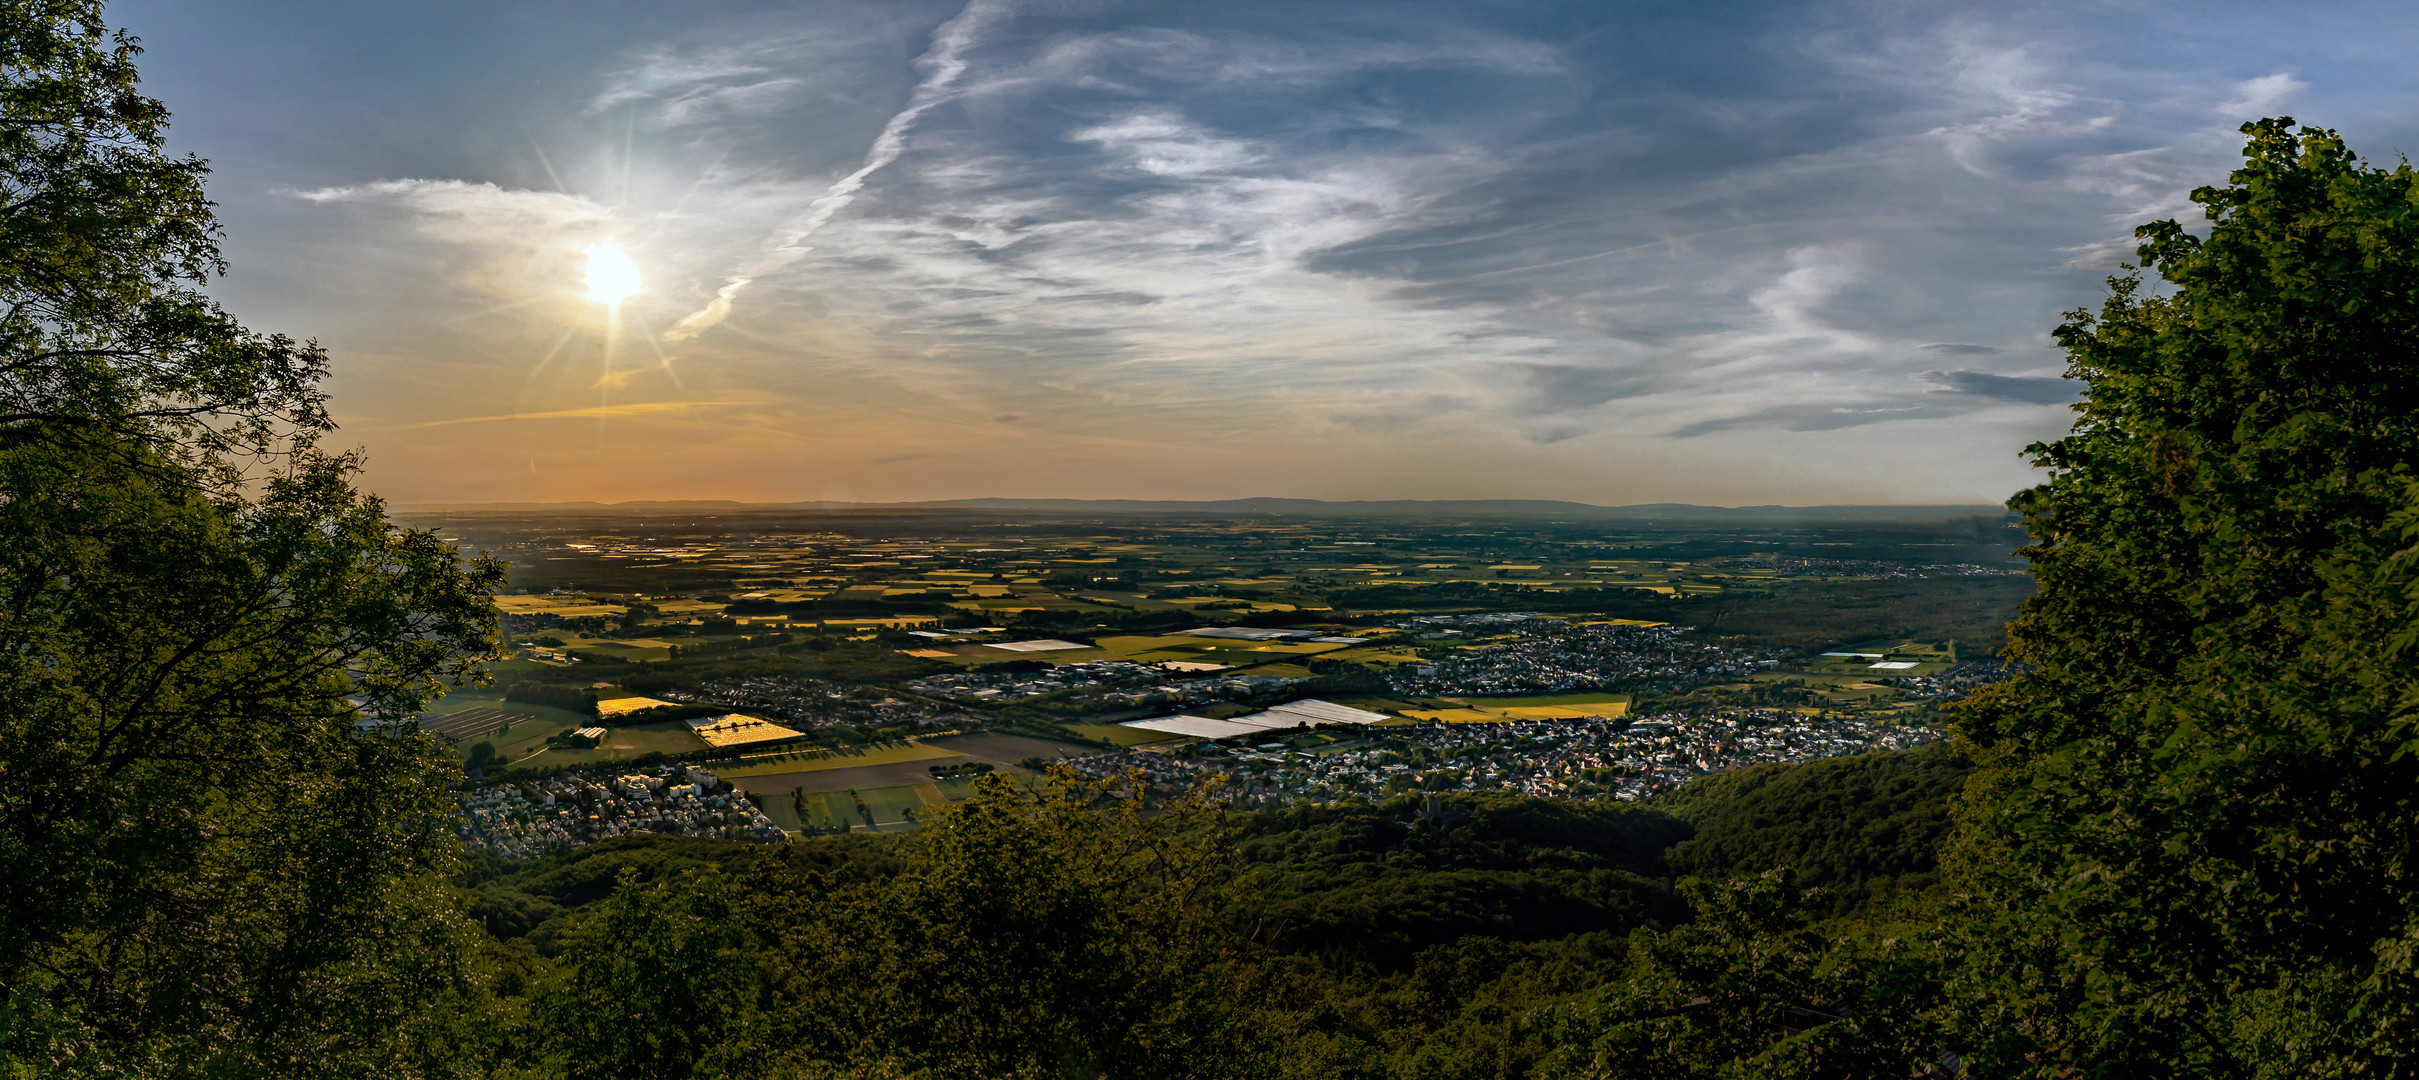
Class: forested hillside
1659,741,1970,917
441,761,1966,1079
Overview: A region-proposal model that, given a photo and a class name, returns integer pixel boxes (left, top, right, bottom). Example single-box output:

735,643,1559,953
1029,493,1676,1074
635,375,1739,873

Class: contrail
665,0,1010,342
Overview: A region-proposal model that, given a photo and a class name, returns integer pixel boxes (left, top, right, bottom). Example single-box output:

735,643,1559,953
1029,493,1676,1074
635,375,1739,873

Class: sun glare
583,242,642,306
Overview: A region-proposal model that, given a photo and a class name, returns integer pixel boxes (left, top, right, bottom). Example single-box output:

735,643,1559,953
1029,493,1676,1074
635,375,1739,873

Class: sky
108,0,2419,507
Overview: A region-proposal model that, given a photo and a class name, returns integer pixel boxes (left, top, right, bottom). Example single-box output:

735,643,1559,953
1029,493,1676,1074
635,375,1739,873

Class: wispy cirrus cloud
386,398,771,430
293,179,610,242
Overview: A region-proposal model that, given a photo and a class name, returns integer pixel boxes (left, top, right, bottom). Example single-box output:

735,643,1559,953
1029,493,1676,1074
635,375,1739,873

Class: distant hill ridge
396,496,2010,523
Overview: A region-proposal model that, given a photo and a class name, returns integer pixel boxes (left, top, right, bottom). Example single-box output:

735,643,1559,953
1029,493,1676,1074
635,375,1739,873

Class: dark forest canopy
446,766,1966,1079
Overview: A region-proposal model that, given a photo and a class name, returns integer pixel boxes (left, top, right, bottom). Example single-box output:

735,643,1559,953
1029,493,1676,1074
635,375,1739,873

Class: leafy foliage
1951,118,2419,1076
1658,741,1970,917
450,773,1979,1080
501,772,1274,1080
0,5,504,1075
1236,797,1690,963
1535,873,1947,1080
0,0,328,461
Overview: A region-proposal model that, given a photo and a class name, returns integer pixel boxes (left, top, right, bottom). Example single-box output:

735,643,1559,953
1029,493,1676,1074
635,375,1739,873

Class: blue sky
109,0,2419,505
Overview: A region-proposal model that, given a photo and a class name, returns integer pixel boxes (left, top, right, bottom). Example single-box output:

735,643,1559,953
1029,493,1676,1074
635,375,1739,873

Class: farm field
1400,691,1629,723
718,741,958,778
759,795,811,832
924,731,1095,763
737,758,983,796
432,505,2030,777
513,720,709,766
1460,691,1631,718
858,785,932,826
493,595,627,619
1806,640,1958,677
565,639,675,662
1402,707,1506,723
781,780,991,833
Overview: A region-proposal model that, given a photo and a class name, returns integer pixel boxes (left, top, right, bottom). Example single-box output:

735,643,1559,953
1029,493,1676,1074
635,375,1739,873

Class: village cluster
1387,620,1781,697
660,675,961,730
908,661,1306,710
454,764,786,856
1898,660,2031,700
1060,708,1944,806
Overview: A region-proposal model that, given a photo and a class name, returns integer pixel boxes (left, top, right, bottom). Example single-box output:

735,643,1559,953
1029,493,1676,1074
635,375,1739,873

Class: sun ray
518,324,582,391
443,294,556,326
665,148,730,217
597,302,622,452
528,137,568,195
614,314,686,391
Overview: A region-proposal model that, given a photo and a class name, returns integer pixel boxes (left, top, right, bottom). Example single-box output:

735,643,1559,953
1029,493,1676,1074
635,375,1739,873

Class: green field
755,780,991,834
1324,647,1427,665
933,776,985,801
506,720,709,767
859,785,933,825
565,639,674,662
759,795,810,832
797,791,849,831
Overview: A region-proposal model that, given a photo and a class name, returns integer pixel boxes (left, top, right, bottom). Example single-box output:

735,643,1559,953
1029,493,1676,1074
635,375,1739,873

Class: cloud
1327,392,1471,429
1071,112,1265,177
1508,363,1654,413
2218,71,2308,119
662,278,750,342
1918,342,2001,356
760,0,1009,261
387,399,766,430
1921,369,2077,404
291,179,610,244
1670,401,1959,438
662,0,1013,339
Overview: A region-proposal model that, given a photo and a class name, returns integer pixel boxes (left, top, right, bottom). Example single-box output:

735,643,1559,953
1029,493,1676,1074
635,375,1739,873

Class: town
454,764,786,857
1060,707,1944,806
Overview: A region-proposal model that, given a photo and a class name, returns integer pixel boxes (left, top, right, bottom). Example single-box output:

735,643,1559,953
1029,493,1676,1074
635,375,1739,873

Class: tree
1950,118,2419,1076
0,1,327,464
533,870,762,1080
529,770,1273,1080
1534,873,1944,1080
0,4,504,1075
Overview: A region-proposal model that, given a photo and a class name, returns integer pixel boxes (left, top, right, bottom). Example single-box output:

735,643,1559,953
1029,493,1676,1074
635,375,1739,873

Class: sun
583,241,642,306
